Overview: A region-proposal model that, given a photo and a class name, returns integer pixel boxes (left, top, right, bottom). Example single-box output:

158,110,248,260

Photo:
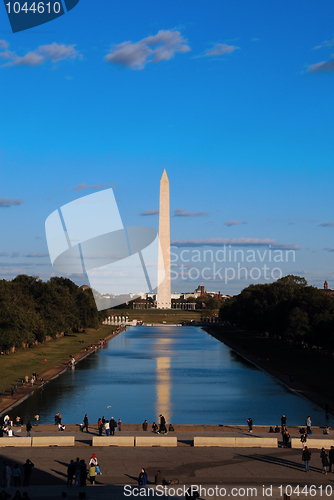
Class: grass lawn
108,309,202,324
0,325,116,394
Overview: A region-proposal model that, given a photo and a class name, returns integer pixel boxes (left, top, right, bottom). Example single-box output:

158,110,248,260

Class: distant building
323,281,334,296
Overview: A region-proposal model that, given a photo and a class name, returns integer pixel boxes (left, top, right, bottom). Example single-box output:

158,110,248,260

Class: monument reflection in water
12,326,333,426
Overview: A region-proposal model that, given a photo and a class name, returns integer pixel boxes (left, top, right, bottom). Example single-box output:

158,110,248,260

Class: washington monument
157,169,171,309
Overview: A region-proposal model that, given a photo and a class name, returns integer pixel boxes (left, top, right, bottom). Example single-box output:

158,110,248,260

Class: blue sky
1,0,334,296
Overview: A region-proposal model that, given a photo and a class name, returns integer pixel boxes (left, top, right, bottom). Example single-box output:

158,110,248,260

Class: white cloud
204,43,239,57
0,41,80,68
38,43,79,62
174,208,209,217
105,29,190,70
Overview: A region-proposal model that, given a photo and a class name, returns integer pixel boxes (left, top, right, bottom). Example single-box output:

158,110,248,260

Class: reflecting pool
11,326,333,426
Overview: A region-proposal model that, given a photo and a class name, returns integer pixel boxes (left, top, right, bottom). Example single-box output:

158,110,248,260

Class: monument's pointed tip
161,169,169,181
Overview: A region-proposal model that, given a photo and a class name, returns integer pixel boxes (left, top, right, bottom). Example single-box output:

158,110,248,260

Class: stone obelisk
157,169,171,309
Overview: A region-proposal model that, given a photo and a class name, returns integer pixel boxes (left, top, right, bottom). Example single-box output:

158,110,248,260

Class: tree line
0,275,103,352
219,275,334,352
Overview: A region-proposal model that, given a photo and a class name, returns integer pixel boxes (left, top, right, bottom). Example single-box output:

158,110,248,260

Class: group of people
1,459,34,490
81,414,122,435
97,416,118,436
302,445,334,473
151,414,174,434
67,453,101,486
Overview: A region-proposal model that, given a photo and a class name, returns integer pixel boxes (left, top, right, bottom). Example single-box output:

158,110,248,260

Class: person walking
321,448,329,474
26,421,32,438
105,420,110,436
247,417,253,433
83,414,89,433
302,446,311,472
159,414,167,434
281,415,286,429
329,446,334,472
22,460,34,487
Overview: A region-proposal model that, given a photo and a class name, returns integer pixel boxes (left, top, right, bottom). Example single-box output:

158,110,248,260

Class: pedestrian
12,464,21,487
105,420,110,437
88,463,96,485
300,432,307,449
34,415,39,426
74,458,81,486
110,417,117,436
26,421,32,438
306,416,312,434
281,415,286,429
329,446,334,472
154,470,165,485
138,468,147,485
83,414,89,433
118,418,122,431
159,414,167,434
89,453,101,475
5,463,12,488
321,448,329,474
302,446,311,472
142,420,148,431
283,429,290,448
22,459,34,487
97,418,103,436
247,417,253,433
67,460,75,487
79,460,86,487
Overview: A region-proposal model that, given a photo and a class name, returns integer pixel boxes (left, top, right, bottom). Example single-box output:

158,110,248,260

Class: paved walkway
1,435,334,499
4,423,332,440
